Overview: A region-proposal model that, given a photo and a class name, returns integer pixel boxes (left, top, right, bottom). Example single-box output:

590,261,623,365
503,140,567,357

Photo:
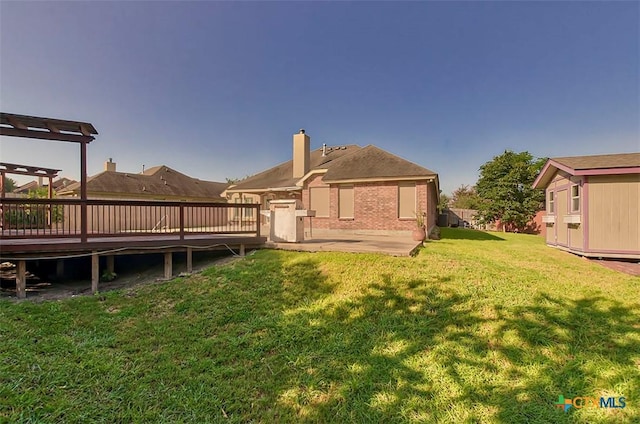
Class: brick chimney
292,129,310,178
104,158,116,172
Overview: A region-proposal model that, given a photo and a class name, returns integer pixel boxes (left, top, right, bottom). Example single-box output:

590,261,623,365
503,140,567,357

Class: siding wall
544,171,584,248
587,174,640,253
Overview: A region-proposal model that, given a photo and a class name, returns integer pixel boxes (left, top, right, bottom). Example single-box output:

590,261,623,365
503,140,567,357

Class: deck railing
0,198,260,240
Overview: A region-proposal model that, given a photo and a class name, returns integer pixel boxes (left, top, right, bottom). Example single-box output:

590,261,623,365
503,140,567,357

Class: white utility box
268,199,315,242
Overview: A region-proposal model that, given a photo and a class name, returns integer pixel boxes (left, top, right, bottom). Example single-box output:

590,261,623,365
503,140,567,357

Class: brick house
225,130,440,235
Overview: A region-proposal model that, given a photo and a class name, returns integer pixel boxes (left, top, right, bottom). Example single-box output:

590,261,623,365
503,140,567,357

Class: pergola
0,112,98,241
0,162,61,198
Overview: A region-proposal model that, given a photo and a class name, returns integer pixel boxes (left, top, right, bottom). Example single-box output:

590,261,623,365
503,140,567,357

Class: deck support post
16,260,26,299
239,244,246,257
106,255,115,274
56,259,65,279
164,252,172,279
186,247,193,273
80,141,88,243
91,252,99,294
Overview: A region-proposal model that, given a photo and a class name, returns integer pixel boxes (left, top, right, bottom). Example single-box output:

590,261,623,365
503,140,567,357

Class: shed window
571,185,580,212
398,182,416,219
310,187,330,218
338,185,354,218
548,191,555,214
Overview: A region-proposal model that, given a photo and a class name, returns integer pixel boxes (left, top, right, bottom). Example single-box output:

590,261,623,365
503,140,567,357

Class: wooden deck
0,198,266,298
1,233,266,257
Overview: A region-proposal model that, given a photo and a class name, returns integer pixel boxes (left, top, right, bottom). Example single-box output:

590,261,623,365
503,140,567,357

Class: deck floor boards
1,233,266,257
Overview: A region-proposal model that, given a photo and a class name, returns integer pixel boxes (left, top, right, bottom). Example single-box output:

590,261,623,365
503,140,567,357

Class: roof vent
322,143,327,157
299,129,305,134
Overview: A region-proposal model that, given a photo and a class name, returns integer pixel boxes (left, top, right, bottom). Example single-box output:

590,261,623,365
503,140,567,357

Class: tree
438,193,451,213
475,150,546,230
3,177,18,192
450,185,482,209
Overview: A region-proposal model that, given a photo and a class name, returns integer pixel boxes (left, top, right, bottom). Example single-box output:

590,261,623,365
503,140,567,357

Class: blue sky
1,1,638,195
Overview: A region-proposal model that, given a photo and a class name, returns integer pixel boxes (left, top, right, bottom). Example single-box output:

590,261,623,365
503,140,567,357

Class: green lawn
1,228,638,423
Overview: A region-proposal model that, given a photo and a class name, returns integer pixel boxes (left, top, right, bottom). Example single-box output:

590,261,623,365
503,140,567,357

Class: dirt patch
0,250,250,302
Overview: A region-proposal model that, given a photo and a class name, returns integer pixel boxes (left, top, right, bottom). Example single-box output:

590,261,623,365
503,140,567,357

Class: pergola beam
0,127,94,143
0,162,61,178
1,112,98,141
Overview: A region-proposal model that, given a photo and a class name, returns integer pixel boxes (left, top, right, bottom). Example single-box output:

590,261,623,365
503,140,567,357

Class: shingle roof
322,145,437,182
51,177,77,191
12,181,39,194
58,165,227,201
229,145,361,191
533,152,640,189
228,144,438,191
552,153,640,170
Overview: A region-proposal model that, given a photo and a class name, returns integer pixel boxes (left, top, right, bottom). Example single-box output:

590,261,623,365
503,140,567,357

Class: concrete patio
263,231,422,257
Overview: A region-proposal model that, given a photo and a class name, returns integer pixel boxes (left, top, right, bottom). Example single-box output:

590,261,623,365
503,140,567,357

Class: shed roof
552,153,640,170
533,152,640,188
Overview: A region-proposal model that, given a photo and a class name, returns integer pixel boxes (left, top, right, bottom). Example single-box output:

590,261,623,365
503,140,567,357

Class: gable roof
58,165,228,201
228,144,438,192
533,152,640,188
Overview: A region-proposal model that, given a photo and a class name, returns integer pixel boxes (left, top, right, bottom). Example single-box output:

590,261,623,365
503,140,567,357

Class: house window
233,197,241,219
571,185,580,212
310,187,330,218
243,196,254,218
548,191,555,214
398,182,416,219
338,185,354,218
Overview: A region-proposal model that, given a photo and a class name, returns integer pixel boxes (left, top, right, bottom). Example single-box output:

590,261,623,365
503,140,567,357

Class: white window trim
570,184,580,213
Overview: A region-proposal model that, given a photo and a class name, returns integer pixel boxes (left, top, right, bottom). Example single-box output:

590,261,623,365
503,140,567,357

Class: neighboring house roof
51,177,78,191
228,144,438,192
12,181,39,194
533,152,640,188
58,165,228,201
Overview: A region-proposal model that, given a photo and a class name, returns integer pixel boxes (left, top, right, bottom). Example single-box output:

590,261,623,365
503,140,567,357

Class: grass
1,228,638,423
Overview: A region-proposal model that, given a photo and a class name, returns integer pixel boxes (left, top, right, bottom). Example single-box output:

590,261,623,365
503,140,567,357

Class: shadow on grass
262,269,639,422
268,273,478,422
441,227,505,241
4,251,639,423
487,293,640,422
